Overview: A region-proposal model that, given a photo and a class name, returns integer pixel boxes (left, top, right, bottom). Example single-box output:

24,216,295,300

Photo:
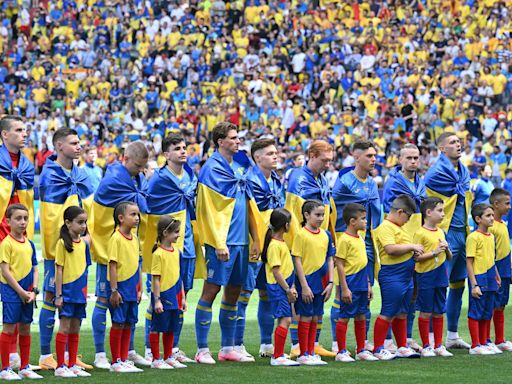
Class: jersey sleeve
326,231,335,258
108,235,119,263
55,240,66,267
335,237,348,260
466,234,478,258
151,250,162,276
85,243,92,266
291,230,304,258
0,241,11,265
267,243,282,269
29,240,38,266
376,223,396,247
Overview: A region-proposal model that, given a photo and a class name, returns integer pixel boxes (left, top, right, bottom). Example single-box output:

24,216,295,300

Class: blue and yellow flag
39,155,94,261
196,151,258,250
424,154,471,232
382,166,426,236
284,165,334,248
143,164,203,276
0,145,35,239
91,162,148,265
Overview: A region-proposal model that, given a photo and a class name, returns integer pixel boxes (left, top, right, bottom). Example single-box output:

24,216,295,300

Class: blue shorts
110,301,138,325
468,291,495,321
495,278,510,308
416,287,447,314
151,309,179,333
95,264,109,298
295,293,325,317
365,235,375,286
338,289,368,319
242,261,263,292
270,295,292,319
205,245,248,287
43,259,55,294
59,303,87,319
180,257,195,292
2,302,33,324
380,281,413,318
256,265,267,291
446,229,467,283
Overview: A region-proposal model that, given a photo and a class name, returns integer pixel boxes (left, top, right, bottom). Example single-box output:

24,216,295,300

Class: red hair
308,140,333,158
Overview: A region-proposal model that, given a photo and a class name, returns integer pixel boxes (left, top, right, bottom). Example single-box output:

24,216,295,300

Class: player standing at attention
261,208,299,366
466,203,500,355
425,132,471,349
413,197,453,357
38,128,94,370
334,203,377,363
108,202,144,373
293,200,334,366
488,188,512,351
0,204,41,380
372,195,422,360
149,216,187,370
54,207,92,378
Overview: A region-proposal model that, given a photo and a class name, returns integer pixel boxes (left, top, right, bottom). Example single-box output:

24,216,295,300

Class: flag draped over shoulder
143,164,203,276
382,165,426,236
91,162,148,265
39,155,94,260
0,145,35,238
424,154,471,232
196,151,257,250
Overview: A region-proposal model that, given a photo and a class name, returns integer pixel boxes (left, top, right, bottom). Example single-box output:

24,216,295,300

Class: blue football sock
315,319,323,343
92,301,108,353
234,293,250,346
447,286,464,333
290,319,299,345
173,311,184,348
386,327,393,340
257,296,274,345
39,301,56,355
219,301,238,348
130,323,136,351
195,299,213,349
407,303,416,339
366,306,372,339
145,308,152,349
331,299,341,342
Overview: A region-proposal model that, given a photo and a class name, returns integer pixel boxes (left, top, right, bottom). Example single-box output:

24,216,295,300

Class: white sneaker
121,360,144,372
434,346,453,357
0,368,21,381
128,351,151,367
446,337,471,349
384,340,397,353
150,359,173,370
355,350,378,361
308,354,328,365
497,341,512,351
335,350,355,363
18,368,43,379
165,357,187,369
9,353,20,370
70,365,91,377
420,346,436,357
396,347,421,358
144,348,153,363
469,345,495,355
486,343,503,354
27,365,41,372
234,345,255,361
407,338,421,352
364,340,374,352
270,356,300,366
373,349,396,361
172,349,195,364
195,350,216,365
259,344,274,358
94,352,111,369
110,360,131,373
331,341,339,354
54,366,77,378
296,355,316,366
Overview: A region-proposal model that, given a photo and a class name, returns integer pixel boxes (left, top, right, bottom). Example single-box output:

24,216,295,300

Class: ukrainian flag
382,165,426,237
39,155,94,261
91,162,148,265
424,154,471,232
0,145,35,239
143,164,204,277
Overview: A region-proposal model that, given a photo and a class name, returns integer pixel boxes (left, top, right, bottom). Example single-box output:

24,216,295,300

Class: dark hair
162,134,185,153
84,145,97,154
352,140,375,153
53,128,78,147
212,122,237,148
261,208,292,263
436,132,457,146
490,188,510,205
60,206,86,253
505,168,512,176
0,115,23,135
420,196,443,223
390,194,416,215
152,215,181,253
471,203,493,221
113,201,138,233
301,200,324,227
342,203,366,226
250,138,276,160
6,203,28,219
